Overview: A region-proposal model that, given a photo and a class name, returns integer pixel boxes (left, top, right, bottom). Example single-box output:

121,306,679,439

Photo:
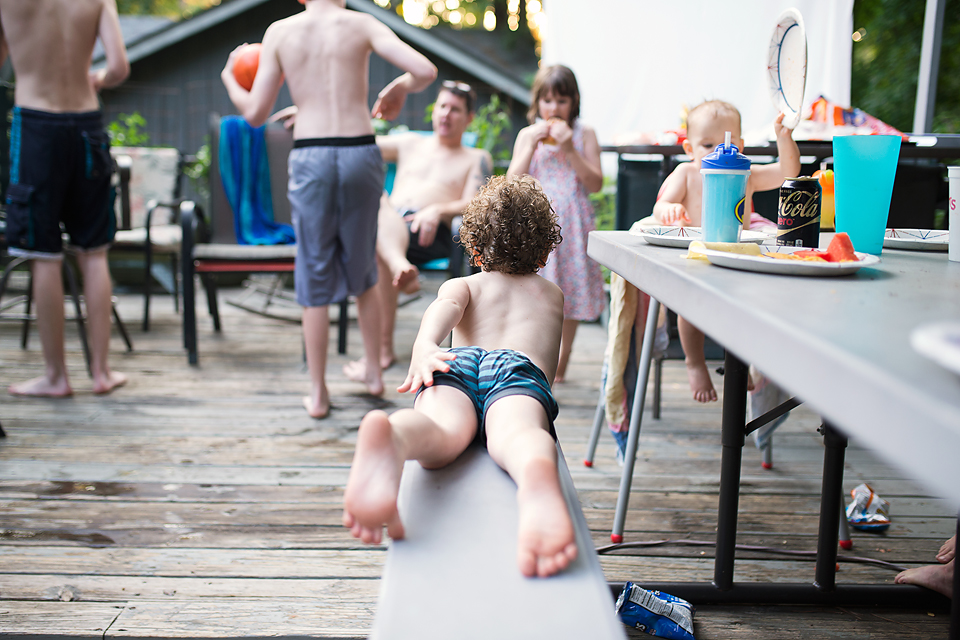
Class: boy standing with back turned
1,0,129,397
343,175,579,578
221,0,437,418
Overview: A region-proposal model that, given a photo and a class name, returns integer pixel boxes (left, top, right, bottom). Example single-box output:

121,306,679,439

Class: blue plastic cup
832,135,901,255
700,137,751,243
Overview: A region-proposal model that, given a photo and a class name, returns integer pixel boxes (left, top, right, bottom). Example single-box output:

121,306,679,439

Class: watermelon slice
826,233,857,262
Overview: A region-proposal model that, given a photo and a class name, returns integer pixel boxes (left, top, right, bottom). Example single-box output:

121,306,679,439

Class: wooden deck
0,273,954,639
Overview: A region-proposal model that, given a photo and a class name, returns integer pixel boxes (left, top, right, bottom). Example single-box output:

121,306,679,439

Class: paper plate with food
883,228,949,251
634,226,769,248
688,233,879,276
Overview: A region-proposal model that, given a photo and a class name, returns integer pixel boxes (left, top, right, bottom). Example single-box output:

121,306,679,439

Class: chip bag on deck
845,483,891,532
616,582,696,639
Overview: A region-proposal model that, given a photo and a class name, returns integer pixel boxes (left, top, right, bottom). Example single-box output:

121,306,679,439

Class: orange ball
232,43,261,91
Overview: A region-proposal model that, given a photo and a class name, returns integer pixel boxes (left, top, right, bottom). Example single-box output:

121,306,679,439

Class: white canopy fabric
541,1,853,148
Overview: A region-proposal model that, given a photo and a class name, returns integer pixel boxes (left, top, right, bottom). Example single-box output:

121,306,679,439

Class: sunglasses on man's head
442,80,473,94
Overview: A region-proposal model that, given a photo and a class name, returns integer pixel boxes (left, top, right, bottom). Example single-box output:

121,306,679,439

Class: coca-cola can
776,176,822,247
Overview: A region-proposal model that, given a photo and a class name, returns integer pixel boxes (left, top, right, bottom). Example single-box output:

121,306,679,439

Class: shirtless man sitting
364,81,492,371
1,0,129,397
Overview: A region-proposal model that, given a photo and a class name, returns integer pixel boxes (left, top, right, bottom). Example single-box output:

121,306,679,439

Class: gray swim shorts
288,136,384,307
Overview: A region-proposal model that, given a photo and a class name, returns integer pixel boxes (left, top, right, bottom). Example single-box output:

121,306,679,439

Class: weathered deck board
1,276,954,639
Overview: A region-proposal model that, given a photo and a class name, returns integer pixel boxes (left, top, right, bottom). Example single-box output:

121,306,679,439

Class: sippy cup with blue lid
700,132,751,242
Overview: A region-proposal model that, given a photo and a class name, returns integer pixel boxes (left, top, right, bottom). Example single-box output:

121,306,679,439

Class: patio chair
111,146,188,331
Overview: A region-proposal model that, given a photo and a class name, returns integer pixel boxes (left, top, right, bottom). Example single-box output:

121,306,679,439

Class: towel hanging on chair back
219,116,296,245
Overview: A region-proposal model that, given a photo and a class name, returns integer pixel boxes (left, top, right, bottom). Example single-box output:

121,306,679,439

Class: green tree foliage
116,0,218,19
853,0,960,133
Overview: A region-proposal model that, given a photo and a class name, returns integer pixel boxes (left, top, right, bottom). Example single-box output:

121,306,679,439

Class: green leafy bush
107,112,150,146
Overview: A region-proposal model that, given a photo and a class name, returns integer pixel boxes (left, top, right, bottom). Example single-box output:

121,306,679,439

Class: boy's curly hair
459,175,562,275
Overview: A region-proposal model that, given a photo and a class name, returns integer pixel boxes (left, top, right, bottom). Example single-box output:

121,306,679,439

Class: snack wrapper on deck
615,582,696,639
845,483,891,532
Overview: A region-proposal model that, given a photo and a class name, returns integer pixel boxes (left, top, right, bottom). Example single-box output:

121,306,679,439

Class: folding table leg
838,497,852,550
583,391,605,467
610,297,660,543
714,350,748,590
815,421,847,591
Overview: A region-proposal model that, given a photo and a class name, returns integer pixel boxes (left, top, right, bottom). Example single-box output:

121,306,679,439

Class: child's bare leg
374,256,399,369
302,305,330,418
895,558,954,598
9,259,73,397
76,250,127,394
343,387,477,544
553,318,579,384
485,396,578,578
678,316,717,403
938,535,956,563
376,194,419,294
343,284,384,396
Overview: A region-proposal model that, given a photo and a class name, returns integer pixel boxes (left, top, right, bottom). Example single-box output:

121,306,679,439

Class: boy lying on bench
343,175,577,578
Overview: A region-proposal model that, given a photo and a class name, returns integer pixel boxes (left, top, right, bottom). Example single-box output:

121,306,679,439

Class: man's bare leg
76,250,127,394
553,318,579,384
343,284,384,396
343,388,478,543
9,258,73,397
485,396,578,578
678,316,717,403
376,195,419,294
302,305,330,418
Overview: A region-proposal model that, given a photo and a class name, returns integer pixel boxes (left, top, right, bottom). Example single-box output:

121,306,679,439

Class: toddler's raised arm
750,113,801,192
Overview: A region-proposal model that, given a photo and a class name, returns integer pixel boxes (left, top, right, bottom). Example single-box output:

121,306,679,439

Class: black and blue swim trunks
5,107,116,258
418,347,559,445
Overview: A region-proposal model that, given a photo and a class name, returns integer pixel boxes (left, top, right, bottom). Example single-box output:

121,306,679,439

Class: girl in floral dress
507,65,604,383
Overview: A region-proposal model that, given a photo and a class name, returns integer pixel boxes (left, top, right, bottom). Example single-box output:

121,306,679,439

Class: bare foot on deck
343,410,405,544
343,360,384,397
9,375,73,398
393,263,420,295
938,535,956,563
92,371,127,395
685,360,717,403
515,458,578,578
303,395,330,419
895,559,954,598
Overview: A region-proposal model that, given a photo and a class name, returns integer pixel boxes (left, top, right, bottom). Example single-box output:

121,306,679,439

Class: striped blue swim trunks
418,347,559,445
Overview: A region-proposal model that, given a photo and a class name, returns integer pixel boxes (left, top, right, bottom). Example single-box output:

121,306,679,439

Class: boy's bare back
445,272,564,384
232,0,435,137
0,0,127,112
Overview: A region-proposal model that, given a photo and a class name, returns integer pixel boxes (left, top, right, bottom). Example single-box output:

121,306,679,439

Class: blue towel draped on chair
219,116,296,246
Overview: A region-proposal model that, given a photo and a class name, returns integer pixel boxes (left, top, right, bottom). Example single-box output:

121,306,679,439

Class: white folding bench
372,443,627,639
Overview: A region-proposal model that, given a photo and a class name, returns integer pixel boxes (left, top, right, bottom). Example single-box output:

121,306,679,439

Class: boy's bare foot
393,264,420,295
303,395,330,419
380,351,396,371
9,376,73,398
343,410,405,544
515,457,578,578
938,535,956,563
895,560,954,598
92,371,128,395
343,360,384,396
685,360,717,403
